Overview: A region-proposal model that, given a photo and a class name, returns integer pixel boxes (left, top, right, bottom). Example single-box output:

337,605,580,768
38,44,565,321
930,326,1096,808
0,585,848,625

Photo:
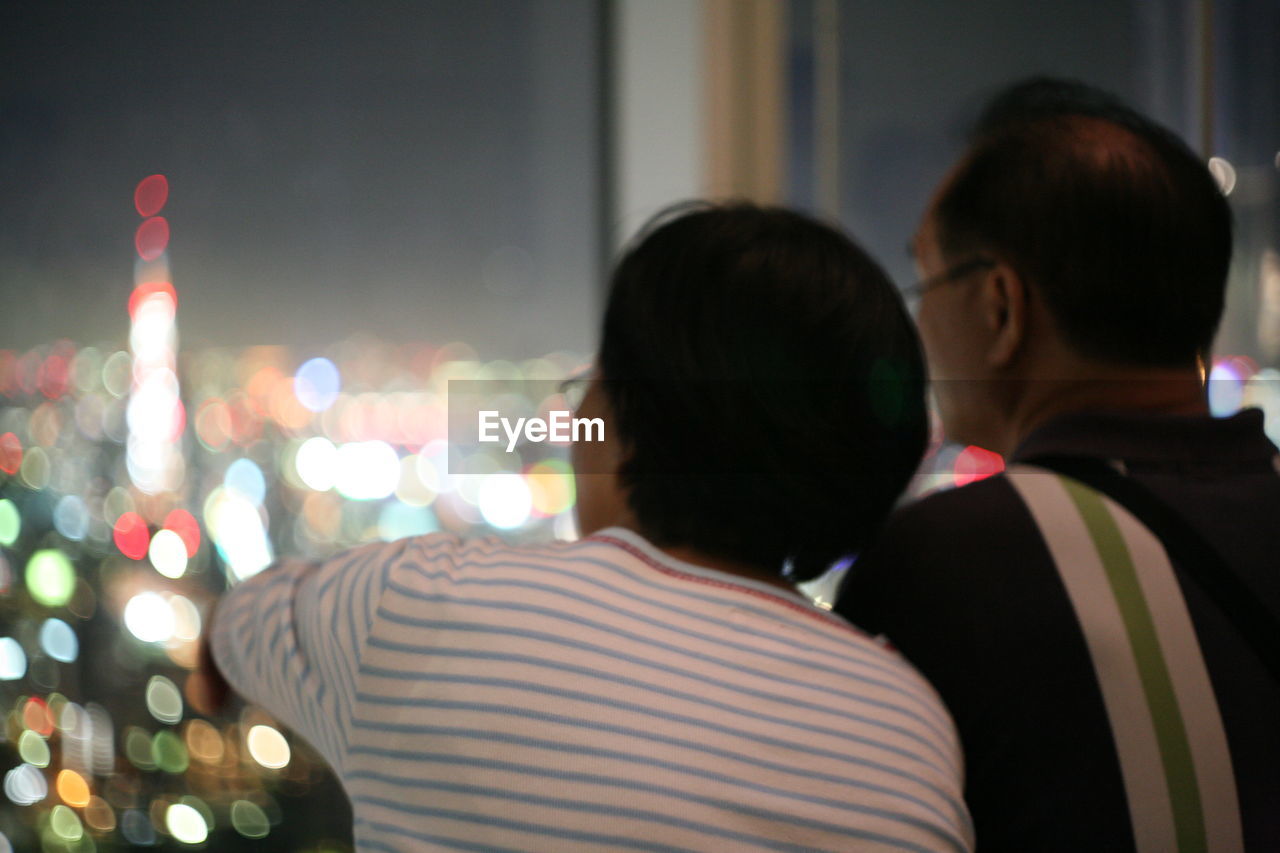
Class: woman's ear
982,262,1027,369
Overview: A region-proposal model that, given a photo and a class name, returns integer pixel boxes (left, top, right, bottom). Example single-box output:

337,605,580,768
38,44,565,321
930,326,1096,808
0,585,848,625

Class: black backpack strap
1027,455,1280,686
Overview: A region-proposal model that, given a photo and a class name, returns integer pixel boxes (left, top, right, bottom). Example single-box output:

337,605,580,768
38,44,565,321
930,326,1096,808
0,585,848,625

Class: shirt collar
1010,407,1278,465
586,526,815,606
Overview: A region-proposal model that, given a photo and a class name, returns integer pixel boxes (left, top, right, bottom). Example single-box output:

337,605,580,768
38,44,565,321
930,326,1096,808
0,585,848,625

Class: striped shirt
212,526,972,852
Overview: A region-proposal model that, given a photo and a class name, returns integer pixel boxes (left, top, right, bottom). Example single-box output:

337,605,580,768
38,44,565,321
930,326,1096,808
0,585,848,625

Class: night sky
1,1,601,358
3,1,1273,362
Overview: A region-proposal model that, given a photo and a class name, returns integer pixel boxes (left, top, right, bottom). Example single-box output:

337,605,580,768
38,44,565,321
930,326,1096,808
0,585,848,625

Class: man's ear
981,262,1026,368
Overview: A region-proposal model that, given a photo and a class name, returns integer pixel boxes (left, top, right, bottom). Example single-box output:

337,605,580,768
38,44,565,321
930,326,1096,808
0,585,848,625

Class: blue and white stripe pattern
213,527,971,852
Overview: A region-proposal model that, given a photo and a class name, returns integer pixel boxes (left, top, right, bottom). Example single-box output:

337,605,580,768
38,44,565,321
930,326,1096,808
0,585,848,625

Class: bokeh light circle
335,441,399,500
84,796,117,832
294,357,341,412
39,618,78,663
123,727,154,770
16,731,49,767
0,637,25,680
55,769,90,808
165,802,208,844
148,528,189,579
203,486,273,581
246,724,291,769
120,809,155,845
135,216,170,261
123,591,175,643
52,495,89,541
0,499,21,546
163,508,201,557
145,675,184,724
170,594,202,642
231,799,271,838
3,763,47,806
153,730,190,773
25,549,76,608
184,719,224,765
18,446,49,489
113,511,150,560
295,436,337,491
49,804,83,841
225,457,267,506
478,472,533,529
0,433,22,475
526,459,576,516
134,174,169,217
23,697,53,736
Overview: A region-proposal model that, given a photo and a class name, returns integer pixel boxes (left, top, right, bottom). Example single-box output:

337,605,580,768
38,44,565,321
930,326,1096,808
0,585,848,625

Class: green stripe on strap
1060,476,1206,853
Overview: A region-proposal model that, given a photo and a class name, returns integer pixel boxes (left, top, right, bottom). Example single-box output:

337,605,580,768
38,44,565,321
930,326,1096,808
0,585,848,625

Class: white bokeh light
335,441,400,501
478,473,532,530
203,487,273,581
123,592,176,643
148,529,189,579
246,725,291,769
165,803,208,845
295,436,338,491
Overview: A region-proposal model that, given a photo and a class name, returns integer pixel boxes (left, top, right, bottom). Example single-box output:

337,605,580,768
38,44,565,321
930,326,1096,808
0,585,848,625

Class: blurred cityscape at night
3,1,1276,850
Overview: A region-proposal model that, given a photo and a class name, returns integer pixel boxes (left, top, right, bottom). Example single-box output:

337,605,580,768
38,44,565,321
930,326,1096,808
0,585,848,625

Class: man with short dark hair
836,78,1280,851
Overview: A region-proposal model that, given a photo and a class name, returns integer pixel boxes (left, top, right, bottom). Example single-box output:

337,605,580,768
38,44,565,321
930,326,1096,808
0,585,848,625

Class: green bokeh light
152,730,189,774
25,549,76,608
123,728,155,771
49,804,84,841
230,800,270,839
18,729,51,767
0,499,19,546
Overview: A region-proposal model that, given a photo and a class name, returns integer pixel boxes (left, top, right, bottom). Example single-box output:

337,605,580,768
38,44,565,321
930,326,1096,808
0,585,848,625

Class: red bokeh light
134,174,169,217
0,432,22,474
135,217,170,261
128,281,178,319
23,697,55,736
37,354,70,399
163,509,201,558
954,445,1005,488
113,511,151,560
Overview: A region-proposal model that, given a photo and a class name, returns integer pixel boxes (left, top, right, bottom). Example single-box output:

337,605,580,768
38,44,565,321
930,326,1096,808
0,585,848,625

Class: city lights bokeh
0,173,580,851
0,326,589,849
2,172,1277,853
0,173,598,853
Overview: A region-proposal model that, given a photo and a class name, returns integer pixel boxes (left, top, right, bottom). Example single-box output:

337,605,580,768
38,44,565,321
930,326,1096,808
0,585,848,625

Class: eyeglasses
901,256,995,304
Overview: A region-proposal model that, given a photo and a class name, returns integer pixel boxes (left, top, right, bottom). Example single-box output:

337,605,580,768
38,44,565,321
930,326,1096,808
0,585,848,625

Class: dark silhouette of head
590,202,928,580
934,76,1232,367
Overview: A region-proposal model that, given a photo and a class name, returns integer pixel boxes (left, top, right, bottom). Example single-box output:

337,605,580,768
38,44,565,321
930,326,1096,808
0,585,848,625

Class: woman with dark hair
578,201,931,585
206,202,971,852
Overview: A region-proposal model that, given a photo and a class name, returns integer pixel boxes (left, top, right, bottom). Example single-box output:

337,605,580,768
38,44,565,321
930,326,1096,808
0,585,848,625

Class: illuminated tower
127,175,185,495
